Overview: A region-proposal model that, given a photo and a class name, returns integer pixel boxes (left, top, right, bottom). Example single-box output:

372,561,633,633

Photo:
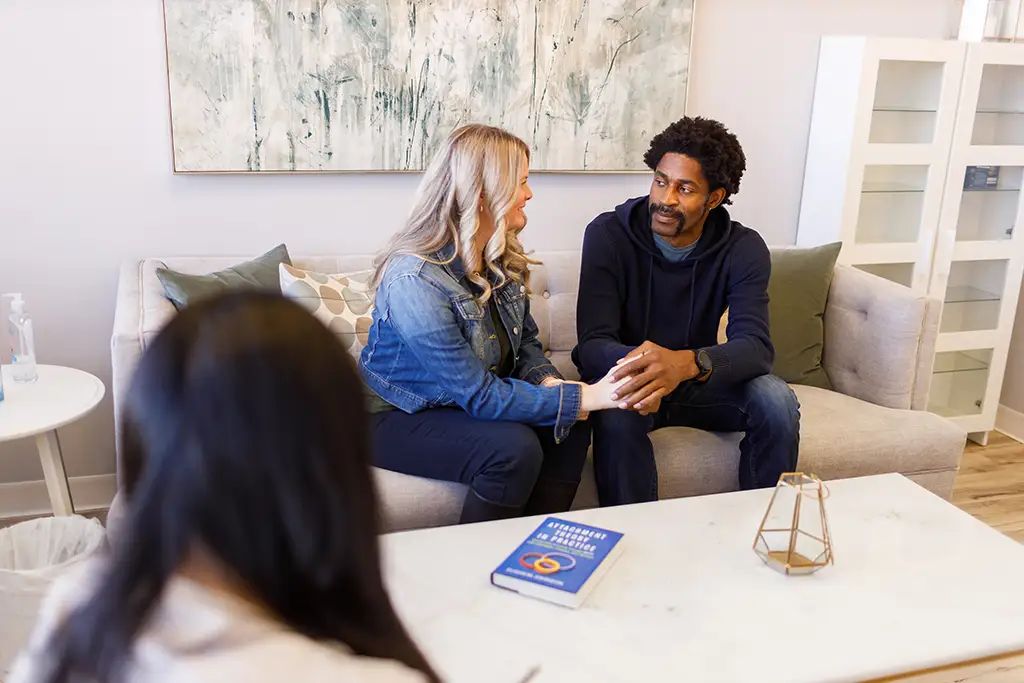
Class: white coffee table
381,473,1024,683
0,365,105,516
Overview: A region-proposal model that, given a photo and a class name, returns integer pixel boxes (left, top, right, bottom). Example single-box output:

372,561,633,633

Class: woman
10,292,438,683
361,124,624,524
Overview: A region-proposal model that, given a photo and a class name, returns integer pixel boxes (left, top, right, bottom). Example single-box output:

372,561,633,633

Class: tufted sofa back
112,250,938,484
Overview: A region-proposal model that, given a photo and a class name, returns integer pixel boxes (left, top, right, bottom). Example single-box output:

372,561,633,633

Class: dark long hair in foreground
39,291,438,683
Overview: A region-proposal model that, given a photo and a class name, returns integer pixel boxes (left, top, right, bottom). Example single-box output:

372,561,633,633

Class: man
572,116,799,506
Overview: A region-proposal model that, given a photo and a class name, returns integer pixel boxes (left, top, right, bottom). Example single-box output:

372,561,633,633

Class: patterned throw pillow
279,264,374,357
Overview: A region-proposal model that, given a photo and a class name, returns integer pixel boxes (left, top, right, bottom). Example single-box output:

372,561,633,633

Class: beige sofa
110,251,966,532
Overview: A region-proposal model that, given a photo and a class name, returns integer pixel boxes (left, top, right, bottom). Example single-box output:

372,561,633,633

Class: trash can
0,515,106,675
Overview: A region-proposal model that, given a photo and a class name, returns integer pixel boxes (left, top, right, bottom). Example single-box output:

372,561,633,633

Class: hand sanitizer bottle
5,293,38,383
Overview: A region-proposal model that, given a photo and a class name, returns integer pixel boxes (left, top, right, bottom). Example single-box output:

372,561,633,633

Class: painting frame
161,0,697,174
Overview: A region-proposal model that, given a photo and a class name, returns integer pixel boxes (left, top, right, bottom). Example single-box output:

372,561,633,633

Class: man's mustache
650,203,684,222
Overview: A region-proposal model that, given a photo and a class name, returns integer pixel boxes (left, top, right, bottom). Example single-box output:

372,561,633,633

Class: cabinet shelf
872,107,938,114
945,285,1001,304
963,186,1021,192
861,183,924,194
860,186,1020,194
929,402,983,418
932,351,990,374
872,105,937,112
976,109,1024,115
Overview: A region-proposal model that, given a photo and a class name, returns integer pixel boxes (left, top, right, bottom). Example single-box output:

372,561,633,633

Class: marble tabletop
381,473,1024,683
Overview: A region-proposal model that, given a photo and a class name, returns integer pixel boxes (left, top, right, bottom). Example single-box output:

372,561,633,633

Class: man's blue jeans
590,373,800,506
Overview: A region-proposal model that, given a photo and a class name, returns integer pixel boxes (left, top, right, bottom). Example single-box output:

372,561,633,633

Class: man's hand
636,392,665,417
610,341,700,410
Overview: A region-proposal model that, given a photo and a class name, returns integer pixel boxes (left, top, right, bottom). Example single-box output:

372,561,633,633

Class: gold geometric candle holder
753,472,833,575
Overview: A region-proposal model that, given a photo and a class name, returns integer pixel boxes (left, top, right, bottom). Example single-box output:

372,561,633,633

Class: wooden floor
952,431,1024,542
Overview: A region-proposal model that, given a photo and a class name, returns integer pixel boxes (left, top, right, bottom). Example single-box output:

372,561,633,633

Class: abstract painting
162,0,694,172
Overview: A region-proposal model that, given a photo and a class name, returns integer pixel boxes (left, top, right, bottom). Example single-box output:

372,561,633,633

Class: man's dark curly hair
643,117,746,205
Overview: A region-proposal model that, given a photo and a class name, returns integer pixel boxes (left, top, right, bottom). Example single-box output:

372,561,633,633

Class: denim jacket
359,244,582,442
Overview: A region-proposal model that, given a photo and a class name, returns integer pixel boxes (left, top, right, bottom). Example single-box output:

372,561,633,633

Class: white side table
0,365,105,516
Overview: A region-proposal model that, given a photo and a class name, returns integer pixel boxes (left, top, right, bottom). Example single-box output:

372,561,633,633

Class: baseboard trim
996,404,1024,444
0,474,116,520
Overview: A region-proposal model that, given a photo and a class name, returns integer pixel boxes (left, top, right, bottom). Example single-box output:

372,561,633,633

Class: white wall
0,0,954,490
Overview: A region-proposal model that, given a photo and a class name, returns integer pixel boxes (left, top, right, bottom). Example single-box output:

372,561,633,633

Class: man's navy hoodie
571,196,774,389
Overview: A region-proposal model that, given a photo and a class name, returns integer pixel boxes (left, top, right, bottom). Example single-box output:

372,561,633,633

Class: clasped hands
543,341,701,418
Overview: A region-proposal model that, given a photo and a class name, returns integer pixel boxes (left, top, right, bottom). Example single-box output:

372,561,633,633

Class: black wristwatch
695,349,713,380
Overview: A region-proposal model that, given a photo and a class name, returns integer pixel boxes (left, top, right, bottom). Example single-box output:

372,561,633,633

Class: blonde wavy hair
371,124,538,304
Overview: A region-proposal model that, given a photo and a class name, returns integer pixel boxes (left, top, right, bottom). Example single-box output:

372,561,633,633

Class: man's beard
650,202,686,236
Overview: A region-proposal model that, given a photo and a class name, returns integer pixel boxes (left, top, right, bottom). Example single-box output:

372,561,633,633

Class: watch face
698,350,711,373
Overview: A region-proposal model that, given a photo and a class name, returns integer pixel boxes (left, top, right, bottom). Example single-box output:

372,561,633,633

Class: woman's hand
555,380,589,420
541,372,628,418
541,376,591,420
580,367,632,413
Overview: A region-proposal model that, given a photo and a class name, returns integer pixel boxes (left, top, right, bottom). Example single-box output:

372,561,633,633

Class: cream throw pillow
279,264,373,357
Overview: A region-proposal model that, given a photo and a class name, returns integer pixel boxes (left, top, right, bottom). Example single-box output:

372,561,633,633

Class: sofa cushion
374,468,465,532
570,384,964,509
822,266,929,410
717,244,841,389
371,384,964,532
766,243,842,389
792,385,963,480
279,264,373,356
155,243,291,309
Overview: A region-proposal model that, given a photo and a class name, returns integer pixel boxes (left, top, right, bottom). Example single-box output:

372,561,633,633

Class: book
490,517,625,609
964,165,1000,190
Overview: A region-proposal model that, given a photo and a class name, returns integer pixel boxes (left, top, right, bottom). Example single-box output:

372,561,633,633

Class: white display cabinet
932,42,1024,440
798,37,1024,443
798,37,967,294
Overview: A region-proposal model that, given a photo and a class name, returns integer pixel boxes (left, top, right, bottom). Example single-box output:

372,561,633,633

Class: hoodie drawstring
643,254,653,338
685,261,697,348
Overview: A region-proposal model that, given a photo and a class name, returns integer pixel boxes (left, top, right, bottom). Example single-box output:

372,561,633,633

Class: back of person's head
372,123,534,301
39,291,437,683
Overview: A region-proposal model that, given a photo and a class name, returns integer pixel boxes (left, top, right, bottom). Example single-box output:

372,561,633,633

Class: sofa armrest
111,261,144,488
822,265,937,410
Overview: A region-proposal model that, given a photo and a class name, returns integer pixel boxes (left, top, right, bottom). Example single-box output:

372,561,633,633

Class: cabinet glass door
954,165,1021,242
870,60,946,144
940,259,1008,334
971,64,1024,145
928,349,992,418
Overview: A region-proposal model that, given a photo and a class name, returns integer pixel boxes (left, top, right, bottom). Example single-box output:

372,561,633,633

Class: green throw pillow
156,243,291,309
766,242,842,389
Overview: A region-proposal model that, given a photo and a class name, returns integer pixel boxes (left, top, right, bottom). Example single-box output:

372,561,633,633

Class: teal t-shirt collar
653,233,698,262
